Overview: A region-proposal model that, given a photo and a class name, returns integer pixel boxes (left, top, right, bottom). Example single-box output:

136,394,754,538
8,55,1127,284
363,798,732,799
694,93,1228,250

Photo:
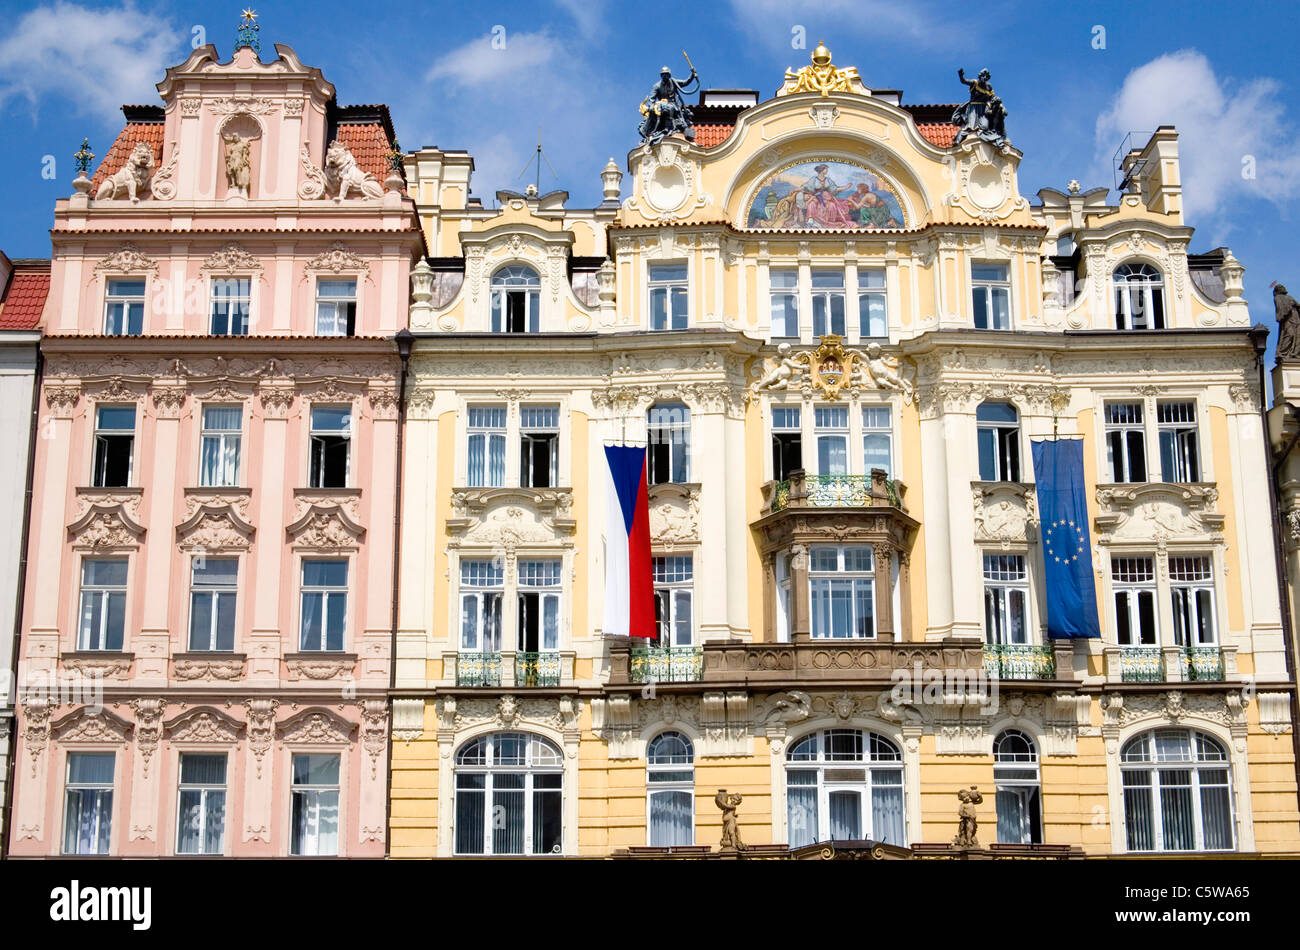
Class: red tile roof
693,108,958,150
695,124,734,148
916,122,957,148
336,122,395,184
0,267,50,330
89,122,166,192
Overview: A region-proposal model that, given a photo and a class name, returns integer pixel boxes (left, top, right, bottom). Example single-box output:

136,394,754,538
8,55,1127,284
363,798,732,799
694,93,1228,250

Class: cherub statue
755,342,803,391
951,785,983,848
1275,283,1300,363
859,342,910,393
716,789,745,851
223,132,252,197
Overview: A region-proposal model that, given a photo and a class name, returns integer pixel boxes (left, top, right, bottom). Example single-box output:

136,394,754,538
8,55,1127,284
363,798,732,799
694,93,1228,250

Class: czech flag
602,444,655,638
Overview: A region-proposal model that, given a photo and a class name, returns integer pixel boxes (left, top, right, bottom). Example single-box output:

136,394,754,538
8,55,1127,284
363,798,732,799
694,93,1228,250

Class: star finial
241,8,257,21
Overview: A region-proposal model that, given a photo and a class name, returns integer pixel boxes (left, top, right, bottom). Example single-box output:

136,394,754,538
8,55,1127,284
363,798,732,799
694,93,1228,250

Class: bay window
809,545,875,639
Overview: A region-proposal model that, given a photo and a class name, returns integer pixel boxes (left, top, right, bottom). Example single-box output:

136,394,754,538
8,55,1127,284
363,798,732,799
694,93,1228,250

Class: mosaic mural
746,159,906,230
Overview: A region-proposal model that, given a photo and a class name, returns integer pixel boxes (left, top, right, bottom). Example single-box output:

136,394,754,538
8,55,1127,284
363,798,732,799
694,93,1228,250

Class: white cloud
1096,49,1300,227
426,29,562,87
553,0,606,39
0,1,181,120
725,0,963,53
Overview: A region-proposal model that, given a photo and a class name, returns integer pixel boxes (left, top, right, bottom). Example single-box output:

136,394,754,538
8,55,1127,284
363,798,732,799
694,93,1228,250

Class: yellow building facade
389,49,1299,857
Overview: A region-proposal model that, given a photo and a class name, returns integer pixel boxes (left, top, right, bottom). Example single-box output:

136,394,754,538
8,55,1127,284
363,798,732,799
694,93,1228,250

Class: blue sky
1,0,1297,357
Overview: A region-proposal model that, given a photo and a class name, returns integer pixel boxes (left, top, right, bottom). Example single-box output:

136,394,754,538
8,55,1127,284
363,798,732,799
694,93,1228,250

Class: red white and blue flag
602,444,655,638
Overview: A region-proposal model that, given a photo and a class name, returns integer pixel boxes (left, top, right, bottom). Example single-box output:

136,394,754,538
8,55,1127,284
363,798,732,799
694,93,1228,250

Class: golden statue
782,42,862,97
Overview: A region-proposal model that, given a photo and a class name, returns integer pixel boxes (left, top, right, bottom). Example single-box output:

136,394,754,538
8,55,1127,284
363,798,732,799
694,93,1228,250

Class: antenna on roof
516,127,558,197
1113,130,1154,195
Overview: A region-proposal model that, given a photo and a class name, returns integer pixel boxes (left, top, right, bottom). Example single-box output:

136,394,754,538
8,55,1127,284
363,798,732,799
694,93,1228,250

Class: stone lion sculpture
324,140,383,200
95,141,155,202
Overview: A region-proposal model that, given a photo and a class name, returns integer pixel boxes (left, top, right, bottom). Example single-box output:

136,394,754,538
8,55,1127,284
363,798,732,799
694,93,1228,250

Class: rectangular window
1158,401,1200,483
809,545,875,639
520,405,560,489
467,405,507,488
811,270,846,337
972,263,1011,330
309,406,350,489
93,405,135,488
78,558,127,651
63,752,114,855
188,557,238,651
1113,556,1158,646
770,268,799,337
199,405,242,487
653,555,694,647
209,277,251,336
649,263,688,331
104,279,144,336
772,405,802,481
315,279,356,336
517,559,561,652
1170,555,1216,646
290,754,339,856
460,559,504,652
647,403,690,485
983,553,1028,645
176,753,227,855
300,560,347,651
977,403,1020,481
1105,402,1147,483
862,406,892,477
858,269,887,338
814,406,849,475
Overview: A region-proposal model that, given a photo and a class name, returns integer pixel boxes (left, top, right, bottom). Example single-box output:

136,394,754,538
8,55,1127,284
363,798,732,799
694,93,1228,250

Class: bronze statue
715,789,745,851
951,785,983,848
638,53,699,147
952,68,1008,148
1275,284,1300,363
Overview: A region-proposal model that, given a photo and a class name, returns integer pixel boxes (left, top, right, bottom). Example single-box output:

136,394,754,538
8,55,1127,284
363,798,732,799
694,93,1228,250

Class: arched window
976,401,1020,482
454,732,562,855
491,265,540,333
647,731,695,846
1113,262,1165,330
994,730,1042,844
647,402,690,485
785,729,905,847
1120,729,1234,852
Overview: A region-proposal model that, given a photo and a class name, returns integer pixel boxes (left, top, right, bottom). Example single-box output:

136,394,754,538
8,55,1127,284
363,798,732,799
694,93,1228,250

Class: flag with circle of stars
1031,439,1101,639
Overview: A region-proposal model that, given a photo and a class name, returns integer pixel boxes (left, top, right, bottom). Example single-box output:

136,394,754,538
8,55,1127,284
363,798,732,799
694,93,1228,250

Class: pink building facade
8,41,421,856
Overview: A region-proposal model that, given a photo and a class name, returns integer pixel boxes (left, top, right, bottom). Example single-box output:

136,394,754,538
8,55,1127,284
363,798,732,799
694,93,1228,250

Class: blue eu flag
1031,439,1101,639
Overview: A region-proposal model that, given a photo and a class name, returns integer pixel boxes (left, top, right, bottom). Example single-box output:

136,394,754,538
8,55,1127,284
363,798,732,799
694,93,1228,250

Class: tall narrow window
454,733,563,856
315,279,356,336
858,268,887,338
300,560,347,652
771,406,802,481
308,406,350,488
769,268,799,337
652,555,693,647
1113,263,1165,330
290,754,340,856
92,405,135,488
809,545,875,639
994,730,1042,845
811,270,846,337
78,558,127,651
983,553,1028,645
972,263,1011,330
520,405,559,488
209,277,251,335
1105,402,1147,483
647,732,695,847
1113,556,1158,646
466,406,507,488
1170,555,1217,646
490,266,540,333
63,752,115,855
188,557,238,651
648,263,688,330
647,402,690,484
1157,401,1200,482
814,406,849,475
976,402,1020,481
199,405,242,487
104,279,145,336
1121,730,1233,852
786,730,905,848
517,559,561,653
176,753,227,855
460,559,504,652
862,406,892,477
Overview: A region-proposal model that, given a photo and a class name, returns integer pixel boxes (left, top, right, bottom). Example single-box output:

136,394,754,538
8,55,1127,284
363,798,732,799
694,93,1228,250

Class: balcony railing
983,644,1056,680
767,470,903,513
629,646,704,683
1180,646,1225,682
515,651,562,687
457,652,503,687
1119,647,1165,683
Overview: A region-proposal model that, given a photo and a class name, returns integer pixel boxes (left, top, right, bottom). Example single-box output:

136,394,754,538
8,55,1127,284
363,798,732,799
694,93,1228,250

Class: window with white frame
520,405,559,488
315,279,356,336
308,406,350,489
994,730,1042,845
491,265,540,333
209,277,251,335
517,559,561,654
862,406,892,477
188,556,237,651
93,405,135,488
1113,556,1158,646
972,262,1011,330
653,555,693,647
1121,729,1234,852
290,753,340,856
1170,555,1217,646
770,268,799,337
454,733,563,855
811,269,846,337
649,263,688,330
63,752,115,855
647,731,695,847
1157,401,1200,482
104,278,145,336
775,554,793,643
814,405,849,476
199,405,242,487
1113,262,1165,330
78,558,127,651
771,405,802,481
647,402,690,485
858,268,887,338
1105,402,1147,483
786,729,905,848
977,402,1020,481
460,559,504,653
176,753,227,855
299,560,347,651
809,545,875,639
983,553,1028,645
466,405,507,488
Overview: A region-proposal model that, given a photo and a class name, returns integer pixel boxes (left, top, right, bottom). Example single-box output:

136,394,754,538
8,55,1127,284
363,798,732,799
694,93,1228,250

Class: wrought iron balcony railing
1119,647,1165,683
983,644,1056,680
766,470,903,513
457,651,503,687
628,646,704,683
1180,646,1225,682
515,651,562,687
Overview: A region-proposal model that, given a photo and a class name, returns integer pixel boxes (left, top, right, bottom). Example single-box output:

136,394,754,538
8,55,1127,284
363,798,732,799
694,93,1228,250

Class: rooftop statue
1276,283,1300,362
638,53,699,147
782,42,862,97
952,68,1008,148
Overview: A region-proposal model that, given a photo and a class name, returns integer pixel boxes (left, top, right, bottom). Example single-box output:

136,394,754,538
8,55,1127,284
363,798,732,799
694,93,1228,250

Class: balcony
1180,646,1226,682
516,651,562,687
629,646,704,683
448,650,575,688
1103,644,1234,684
764,470,903,514
456,651,503,687
982,644,1056,680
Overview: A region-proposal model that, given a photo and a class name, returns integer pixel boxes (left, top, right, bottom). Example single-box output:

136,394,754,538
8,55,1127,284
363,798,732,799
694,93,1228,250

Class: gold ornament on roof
782,42,863,97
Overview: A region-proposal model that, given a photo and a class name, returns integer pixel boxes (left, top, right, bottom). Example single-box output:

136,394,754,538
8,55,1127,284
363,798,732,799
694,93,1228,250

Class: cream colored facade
390,51,1299,857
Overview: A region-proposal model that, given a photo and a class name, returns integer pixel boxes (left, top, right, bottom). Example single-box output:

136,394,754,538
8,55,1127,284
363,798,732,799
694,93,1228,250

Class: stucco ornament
298,143,328,199
627,141,711,221
753,337,915,402
95,142,155,202
149,144,181,200
324,140,384,200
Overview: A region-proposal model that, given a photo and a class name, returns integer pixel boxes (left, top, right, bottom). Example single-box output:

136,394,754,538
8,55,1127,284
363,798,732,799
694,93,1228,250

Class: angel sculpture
755,342,803,391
